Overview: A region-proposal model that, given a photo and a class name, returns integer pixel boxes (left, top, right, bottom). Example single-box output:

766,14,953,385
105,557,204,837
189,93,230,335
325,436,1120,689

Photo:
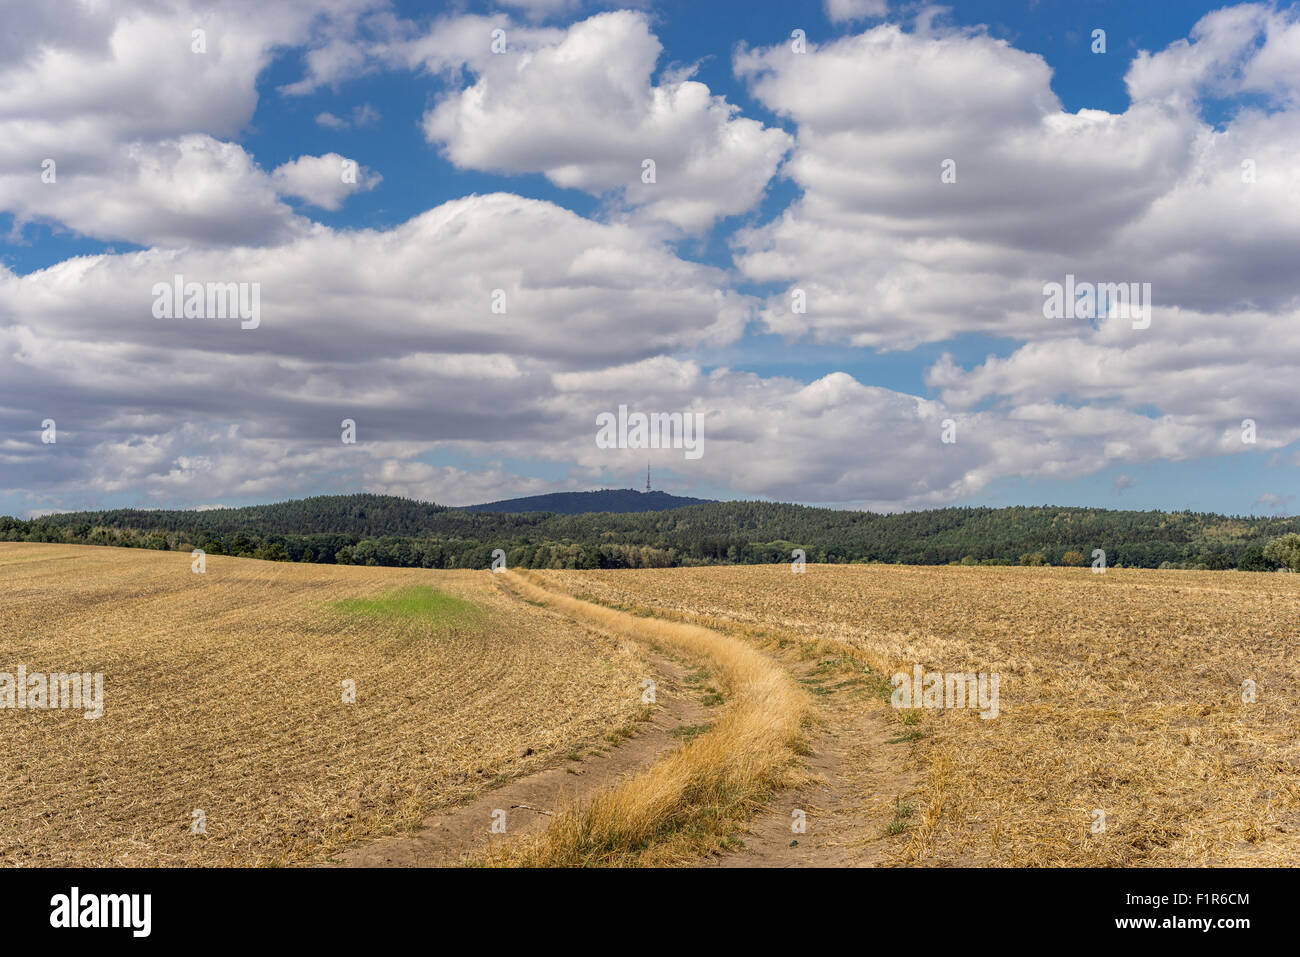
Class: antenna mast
645,462,651,493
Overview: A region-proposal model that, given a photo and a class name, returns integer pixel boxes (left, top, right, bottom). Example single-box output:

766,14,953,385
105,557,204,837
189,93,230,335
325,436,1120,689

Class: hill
5,494,1298,571
462,489,712,514
19,494,451,538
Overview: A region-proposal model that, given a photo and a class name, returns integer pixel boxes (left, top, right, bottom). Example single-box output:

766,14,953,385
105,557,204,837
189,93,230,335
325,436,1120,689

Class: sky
1,0,1298,518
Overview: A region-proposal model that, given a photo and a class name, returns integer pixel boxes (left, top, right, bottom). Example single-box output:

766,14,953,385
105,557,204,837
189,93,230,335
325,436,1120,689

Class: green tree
1263,534,1300,572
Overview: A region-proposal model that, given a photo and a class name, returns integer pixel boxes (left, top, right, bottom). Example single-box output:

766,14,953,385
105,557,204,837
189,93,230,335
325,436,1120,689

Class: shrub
1262,534,1300,572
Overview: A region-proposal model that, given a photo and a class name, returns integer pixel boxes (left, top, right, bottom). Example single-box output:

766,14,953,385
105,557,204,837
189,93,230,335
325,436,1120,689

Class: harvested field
535,564,1300,866
0,543,646,866
8,544,1297,869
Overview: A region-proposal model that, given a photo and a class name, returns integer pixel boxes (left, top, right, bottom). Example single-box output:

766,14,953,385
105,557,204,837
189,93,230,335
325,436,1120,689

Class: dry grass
0,543,645,866
537,563,1300,867
486,571,810,866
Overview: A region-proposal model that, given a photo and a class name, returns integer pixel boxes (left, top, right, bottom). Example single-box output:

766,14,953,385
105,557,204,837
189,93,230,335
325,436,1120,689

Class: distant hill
462,489,713,514
19,494,450,539
6,494,1298,572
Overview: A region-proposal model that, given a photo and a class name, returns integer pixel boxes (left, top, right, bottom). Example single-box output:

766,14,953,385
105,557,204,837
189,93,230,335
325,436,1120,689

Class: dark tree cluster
4,494,1297,572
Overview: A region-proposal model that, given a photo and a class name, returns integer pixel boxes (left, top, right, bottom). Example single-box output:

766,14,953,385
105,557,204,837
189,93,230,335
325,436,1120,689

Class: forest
4,494,1298,571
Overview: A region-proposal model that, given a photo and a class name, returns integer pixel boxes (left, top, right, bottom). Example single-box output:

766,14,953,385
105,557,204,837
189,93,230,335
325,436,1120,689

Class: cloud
0,0,383,245
1248,496,1289,520
1253,494,1294,509
555,366,994,508
1126,3,1300,106
717,8,1300,492
734,8,1300,348
824,0,888,24
4,134,306,247
23,508,74,520
228,9,792,232
314,103,381,129
0,192,763,508
733,22,1205,349
0,192,750,365
1253,491,1294,511
0,182,1072,513
272,153,380,210
419,11,792,232
925,302,1300,457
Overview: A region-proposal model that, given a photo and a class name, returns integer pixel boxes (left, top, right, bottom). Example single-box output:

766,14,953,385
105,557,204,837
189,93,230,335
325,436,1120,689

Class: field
4,543,1299,867
538,564,1300,866
0,544,646,866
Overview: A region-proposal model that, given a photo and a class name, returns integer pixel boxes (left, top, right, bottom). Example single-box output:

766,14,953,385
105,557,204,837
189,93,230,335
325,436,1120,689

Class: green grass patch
885,730,926,744
668,723,715,743
885,797,916,835
684,667,713,687
862,673,892,700
332,586,481,624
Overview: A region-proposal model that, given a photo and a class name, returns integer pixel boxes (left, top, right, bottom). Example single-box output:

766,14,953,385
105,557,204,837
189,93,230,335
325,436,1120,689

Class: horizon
12,487,1297,524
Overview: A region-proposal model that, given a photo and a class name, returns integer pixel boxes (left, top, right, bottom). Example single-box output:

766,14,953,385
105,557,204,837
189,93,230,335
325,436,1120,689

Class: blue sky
1,0,1297,517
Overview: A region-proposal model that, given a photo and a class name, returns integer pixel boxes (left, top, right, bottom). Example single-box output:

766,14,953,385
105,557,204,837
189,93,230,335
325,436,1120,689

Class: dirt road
337,571,922,867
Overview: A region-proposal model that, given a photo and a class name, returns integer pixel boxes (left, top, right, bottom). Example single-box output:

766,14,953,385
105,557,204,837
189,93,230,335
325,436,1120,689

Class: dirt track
703,652,921,867
338,572,921,867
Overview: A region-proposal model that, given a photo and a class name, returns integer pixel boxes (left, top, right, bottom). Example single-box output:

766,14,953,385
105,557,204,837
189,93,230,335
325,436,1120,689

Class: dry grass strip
486,571,811,866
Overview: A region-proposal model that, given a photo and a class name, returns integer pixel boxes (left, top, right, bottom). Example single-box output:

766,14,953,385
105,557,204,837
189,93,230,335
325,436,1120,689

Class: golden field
5,543,1298,868
0,543,646,866
537,563,1300,866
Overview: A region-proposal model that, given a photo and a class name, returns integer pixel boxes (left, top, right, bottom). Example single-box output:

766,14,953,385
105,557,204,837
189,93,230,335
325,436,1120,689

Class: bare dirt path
703,653,923,867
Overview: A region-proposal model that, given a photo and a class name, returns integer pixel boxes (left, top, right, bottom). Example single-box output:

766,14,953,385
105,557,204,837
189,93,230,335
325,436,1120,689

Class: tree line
4,494,1299,571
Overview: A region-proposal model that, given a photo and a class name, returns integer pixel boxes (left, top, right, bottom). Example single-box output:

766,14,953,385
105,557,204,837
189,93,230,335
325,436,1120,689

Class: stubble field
0,543,645,866
538,563,1300,866
5,543,1297,867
